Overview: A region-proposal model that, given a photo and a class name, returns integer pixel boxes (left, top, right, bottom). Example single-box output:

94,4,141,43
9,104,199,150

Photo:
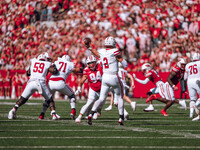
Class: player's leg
87,83,110,125
8,81,36,119
40,80,59,120
144,91,154,112
76,88,98,123
114,75,125,125
59,82,77,119
105,92,114,111
187,81,197,118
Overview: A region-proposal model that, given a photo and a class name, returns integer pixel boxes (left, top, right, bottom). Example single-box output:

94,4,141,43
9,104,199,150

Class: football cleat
38,113,44,120
131,102,136,112
104,105,112,111
70,109,76,120
87,115,92,125
144,105,154,112
8,108,16,119
75,117,81,123
146,94,157,103
118,118,124,126
92,113,98,120
161,109,168,116
192,115,200,121
50,110,60,120
52,113,61,120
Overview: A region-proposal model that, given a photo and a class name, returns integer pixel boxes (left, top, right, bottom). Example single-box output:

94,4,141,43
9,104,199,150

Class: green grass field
1,98,200,149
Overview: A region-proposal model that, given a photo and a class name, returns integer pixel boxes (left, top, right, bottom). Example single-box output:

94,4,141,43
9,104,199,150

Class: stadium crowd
0,0,200,98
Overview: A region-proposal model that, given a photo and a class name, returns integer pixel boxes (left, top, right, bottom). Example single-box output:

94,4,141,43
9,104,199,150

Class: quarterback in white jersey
83,36,128,125
8,54,59,120
185,53,200,120
39,55,83,120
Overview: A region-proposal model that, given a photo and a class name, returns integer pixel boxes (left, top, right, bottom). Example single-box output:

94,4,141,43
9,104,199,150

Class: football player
133,63,165,112
8,53,59,119
84,37,128,125
146,58,187,116
38,55,83,120
185,53,200,120
75,55,103,123
105,62,136,118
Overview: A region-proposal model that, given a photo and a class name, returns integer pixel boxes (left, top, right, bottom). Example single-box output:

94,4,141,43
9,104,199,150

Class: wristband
172,85,175,88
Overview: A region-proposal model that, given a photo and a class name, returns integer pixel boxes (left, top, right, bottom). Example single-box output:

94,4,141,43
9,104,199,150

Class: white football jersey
185,61,200,80
50,57,74,81
30,58,51,80
98,48,120,74
118,67,127,84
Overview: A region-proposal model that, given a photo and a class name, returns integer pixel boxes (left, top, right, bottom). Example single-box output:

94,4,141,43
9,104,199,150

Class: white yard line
0,146,199,149
0,136,198,139
0,129,125,132
1,113,200,139
0,102,41,105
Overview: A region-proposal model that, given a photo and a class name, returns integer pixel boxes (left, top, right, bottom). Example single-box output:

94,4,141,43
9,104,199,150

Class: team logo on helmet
104,37,116,48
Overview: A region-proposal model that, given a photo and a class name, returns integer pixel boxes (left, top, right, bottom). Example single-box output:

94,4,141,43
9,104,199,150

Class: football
83,37,91,45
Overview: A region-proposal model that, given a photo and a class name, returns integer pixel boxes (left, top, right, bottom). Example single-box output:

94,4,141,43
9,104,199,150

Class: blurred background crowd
0,0,199,98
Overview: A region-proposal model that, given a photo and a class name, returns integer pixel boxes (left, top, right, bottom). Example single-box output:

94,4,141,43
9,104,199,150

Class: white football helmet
141,63,151,74
62,55,71,62
104,37,116,48
86,55,97,70
177,58,186,69
191,53,200,61
43,52,52,61
37,54,47,61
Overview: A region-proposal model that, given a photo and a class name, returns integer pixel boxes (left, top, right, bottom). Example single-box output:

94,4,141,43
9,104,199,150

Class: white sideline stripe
0,146,199,149
0,136,199,139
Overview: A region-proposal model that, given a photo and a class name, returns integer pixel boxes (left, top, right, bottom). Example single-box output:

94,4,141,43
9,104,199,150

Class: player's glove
75,86,81,95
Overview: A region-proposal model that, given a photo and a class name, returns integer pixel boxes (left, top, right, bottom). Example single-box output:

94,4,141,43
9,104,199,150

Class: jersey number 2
189,64,198,75
103,57,109,68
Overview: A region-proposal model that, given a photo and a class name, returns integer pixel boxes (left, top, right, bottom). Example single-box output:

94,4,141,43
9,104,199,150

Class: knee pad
190,101,196,108
147,91,153,97
69,94,76,103
16,96,28,106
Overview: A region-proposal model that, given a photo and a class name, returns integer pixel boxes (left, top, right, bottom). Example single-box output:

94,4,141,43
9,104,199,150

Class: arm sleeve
135,77,150,84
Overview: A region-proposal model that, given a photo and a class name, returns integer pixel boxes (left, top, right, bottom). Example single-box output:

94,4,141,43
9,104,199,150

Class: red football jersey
83,63,103,92
171,65,185,85
145,69,162,85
